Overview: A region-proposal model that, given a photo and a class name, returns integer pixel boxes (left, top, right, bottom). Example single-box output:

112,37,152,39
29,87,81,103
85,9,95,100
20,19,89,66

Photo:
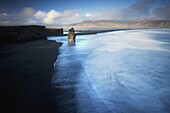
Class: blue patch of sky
0,0,169,12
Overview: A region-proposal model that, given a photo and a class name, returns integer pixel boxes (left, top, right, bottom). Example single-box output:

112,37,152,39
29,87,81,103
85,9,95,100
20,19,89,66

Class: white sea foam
95,30,169,52
82,29,170,113
50,29,170,113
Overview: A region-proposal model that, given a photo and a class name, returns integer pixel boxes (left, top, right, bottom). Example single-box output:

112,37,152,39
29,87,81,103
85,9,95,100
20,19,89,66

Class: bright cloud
34,10,46,19
43,10,61,24
85,13,92,17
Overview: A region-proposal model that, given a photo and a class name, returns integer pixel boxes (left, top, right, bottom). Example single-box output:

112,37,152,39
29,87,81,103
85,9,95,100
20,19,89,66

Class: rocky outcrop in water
68,27,76,43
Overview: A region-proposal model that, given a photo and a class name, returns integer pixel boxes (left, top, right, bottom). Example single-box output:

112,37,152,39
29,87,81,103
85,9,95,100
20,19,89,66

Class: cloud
152,5,170,20
0,1,170,26
0,7,36,25
122,1,154,20
62,10,79,17
87,1,170,21
18,7,35,18
34,10,46,19
0,8,80,26
43,10,61,24
42,10,80,25
91,1,155,21
85,13,92,17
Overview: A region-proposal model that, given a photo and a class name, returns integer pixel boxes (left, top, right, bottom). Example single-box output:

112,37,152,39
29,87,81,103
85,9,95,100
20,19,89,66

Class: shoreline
62,28,170,36
61,28,131,36
0,39,62,113
1,27,169,113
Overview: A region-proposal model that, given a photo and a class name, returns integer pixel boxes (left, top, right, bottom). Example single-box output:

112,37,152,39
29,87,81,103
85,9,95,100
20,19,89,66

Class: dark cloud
89,1,156,21
103,1,170,21
152,5,170,20
123,1,154,19
0,7,36,25
0,7,6,14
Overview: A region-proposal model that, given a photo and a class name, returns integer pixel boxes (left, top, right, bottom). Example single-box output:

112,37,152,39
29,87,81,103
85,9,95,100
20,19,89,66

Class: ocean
48,28,170,113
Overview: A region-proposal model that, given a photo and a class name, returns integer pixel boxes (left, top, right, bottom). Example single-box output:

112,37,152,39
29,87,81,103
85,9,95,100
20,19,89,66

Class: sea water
48,29,170,113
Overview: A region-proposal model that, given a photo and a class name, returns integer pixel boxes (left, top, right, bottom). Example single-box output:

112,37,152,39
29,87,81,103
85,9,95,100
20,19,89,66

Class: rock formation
0,25,63,43
67,27,76,43
46,28,63,36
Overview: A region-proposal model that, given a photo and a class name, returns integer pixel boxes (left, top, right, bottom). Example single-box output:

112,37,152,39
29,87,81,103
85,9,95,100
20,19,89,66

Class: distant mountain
65,20,170,29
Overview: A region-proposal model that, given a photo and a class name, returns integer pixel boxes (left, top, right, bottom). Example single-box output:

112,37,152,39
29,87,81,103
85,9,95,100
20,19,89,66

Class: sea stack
68,27,76,43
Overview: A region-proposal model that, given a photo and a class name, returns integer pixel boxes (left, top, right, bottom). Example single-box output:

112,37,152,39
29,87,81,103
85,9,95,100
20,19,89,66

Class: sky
0,0,170,26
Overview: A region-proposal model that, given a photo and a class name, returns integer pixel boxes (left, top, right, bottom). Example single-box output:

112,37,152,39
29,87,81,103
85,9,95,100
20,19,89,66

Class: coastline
0,39,62,113
1,27,169,113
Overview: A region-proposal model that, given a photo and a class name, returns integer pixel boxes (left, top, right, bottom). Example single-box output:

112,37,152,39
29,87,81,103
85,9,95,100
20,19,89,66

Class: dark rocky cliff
46,28,63,36
0,25,63,42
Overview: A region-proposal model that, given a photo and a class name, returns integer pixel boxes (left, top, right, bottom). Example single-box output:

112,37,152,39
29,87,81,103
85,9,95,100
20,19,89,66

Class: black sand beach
0,40,62,113
0,26,119,113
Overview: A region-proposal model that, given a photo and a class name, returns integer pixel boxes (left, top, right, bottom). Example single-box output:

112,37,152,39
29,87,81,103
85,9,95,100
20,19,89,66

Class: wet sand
0,40,62,113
